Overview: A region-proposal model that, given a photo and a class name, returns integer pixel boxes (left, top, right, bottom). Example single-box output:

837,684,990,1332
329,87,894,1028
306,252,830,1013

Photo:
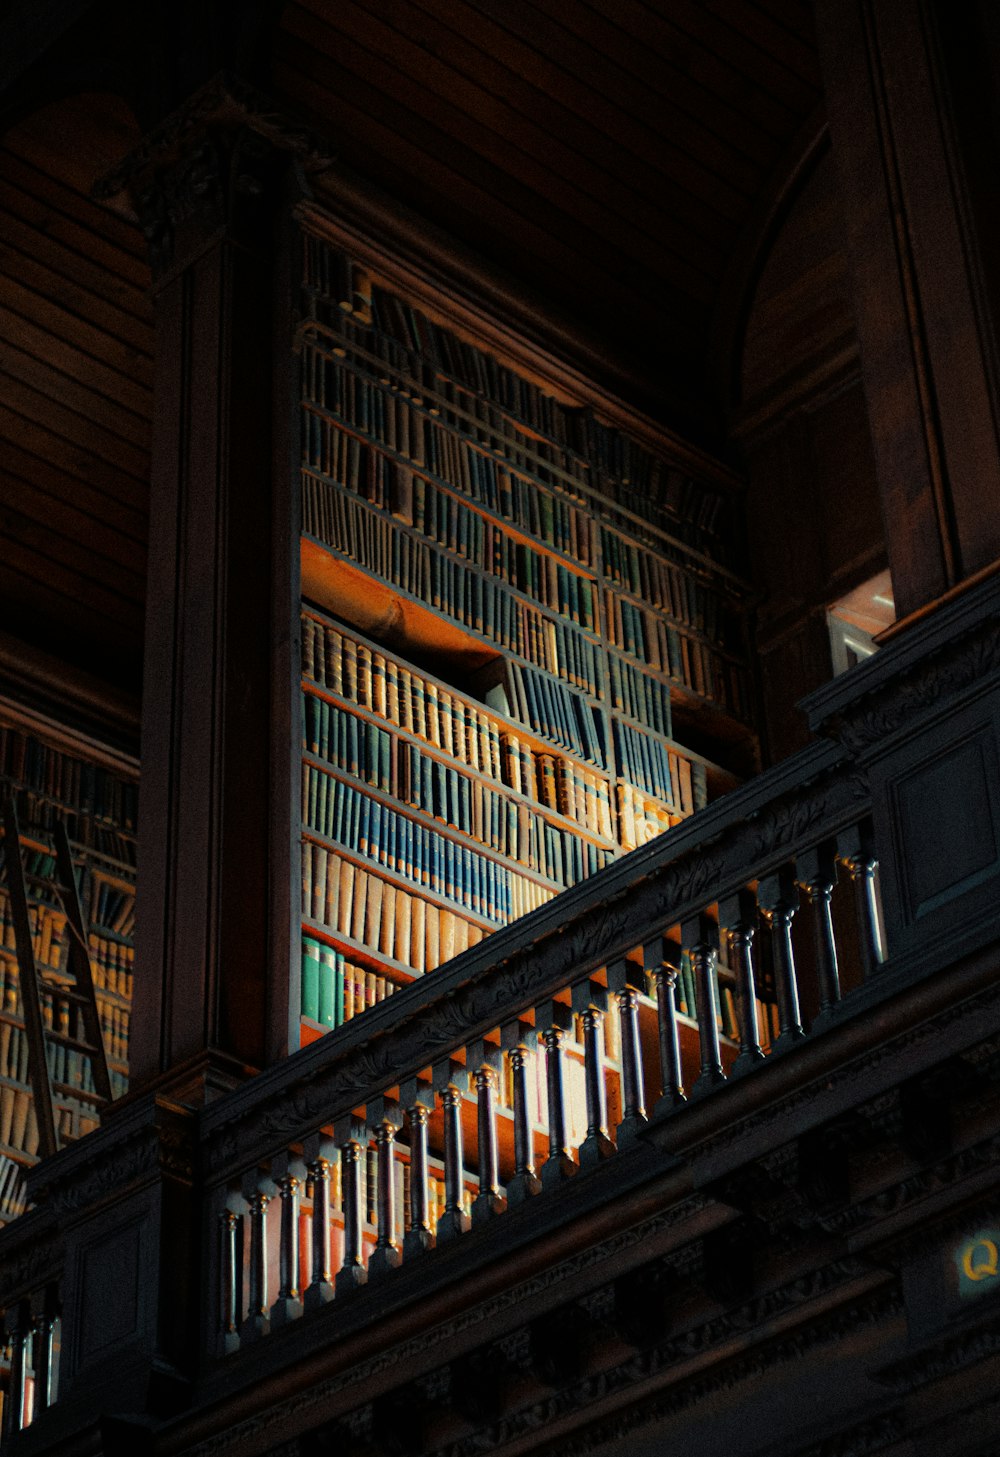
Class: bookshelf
0,706,137,1224
294,230,756,1046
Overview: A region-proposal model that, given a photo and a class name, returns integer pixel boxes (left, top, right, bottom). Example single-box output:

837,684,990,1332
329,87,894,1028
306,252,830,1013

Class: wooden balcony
4,573,1000,1455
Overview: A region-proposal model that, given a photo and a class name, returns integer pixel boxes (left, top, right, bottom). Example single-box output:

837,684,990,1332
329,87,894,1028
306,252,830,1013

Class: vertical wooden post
757,869,805,1049
649,938,687,1109
607,961,648,1144
433,1060,471,1242
368,1097,404,1277
468,1040,506,1224
270,1152,305,1326
683,913,726,1094
240,1172,276,1344
814,0,1000,615
718,890,766,1073
304,1132,337,1309
570,981,615,1166
838,822,885,980
335,1116,370,1294
219,1198,245,1353
798,843,842,1020
401,1079,437,1258
535,1002,577,1188
501,1020,541,1205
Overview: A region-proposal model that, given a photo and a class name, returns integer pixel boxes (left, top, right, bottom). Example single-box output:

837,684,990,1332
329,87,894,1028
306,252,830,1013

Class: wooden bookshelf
293,231,758,1046
0,702,137,1220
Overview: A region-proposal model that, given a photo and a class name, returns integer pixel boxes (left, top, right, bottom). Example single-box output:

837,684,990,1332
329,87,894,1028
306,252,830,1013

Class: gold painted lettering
962,1238,999,1282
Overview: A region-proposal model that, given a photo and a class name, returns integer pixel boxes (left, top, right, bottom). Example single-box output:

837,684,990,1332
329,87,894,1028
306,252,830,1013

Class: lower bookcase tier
296,595,736,1044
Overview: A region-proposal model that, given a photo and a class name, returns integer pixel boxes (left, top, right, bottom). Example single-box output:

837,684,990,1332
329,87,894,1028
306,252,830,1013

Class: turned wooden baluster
368,1097,404,1277
2,1300,30,1437
401,1078,436,1257
839,822,885,981
303,1132,337,1310
335,1116,369,1294
501,1019,541,1205
240,1169,277,1342
649,937,687,1108
468,1039,507,1224
798,843,842,1021
271,1150,306,1326
607,959,648,1144
30,1285,58,1414
434,1058,471,1241
571,981,615,1166
757,868,806,1049
718,890,766,1074
219,1192,246,1350
536,1001,578,1187
683,913,726,1094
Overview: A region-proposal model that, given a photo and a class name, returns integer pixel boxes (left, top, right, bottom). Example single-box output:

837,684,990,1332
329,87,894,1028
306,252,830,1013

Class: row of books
301,935,400,1027
0,730,138,835
616,783,677,852
504,660,607,767
606,650,674,740
302,412,597,586
0,893,63,967
302,844,485,975
302,767,555,923
612,720,707,813
304,241,740,566
4,796,136,867
303,700,611,886
87,932,134,999
301,614,609,780
303,343,595,554
600,531,744,646
0,956,128,1088
303,477,603,697
89,874,134,937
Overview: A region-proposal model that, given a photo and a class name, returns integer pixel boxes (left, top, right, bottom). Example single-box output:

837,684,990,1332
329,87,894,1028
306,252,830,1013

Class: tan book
338,859,356,937
439,909,457,965
396,889,413,970
327,625,344,698
425,902,441,972
411,896,426,975
364,873,384,950
380,881,397,959
351,865,369,944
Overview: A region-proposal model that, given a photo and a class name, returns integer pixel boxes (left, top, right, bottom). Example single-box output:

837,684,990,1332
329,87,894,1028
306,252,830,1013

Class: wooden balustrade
204,790,889,1358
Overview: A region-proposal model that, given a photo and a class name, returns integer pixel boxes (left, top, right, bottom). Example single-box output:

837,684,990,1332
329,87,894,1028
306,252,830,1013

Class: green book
301,937,320,1021
318,945,338,1027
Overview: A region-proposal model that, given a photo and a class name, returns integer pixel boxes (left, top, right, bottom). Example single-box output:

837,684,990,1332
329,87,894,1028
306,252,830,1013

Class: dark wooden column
99,82,314,1092
815,0,1000,617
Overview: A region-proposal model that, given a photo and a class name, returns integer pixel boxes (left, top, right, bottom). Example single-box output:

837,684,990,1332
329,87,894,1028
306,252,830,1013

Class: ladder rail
52,820,113,1104
1,798,58,1160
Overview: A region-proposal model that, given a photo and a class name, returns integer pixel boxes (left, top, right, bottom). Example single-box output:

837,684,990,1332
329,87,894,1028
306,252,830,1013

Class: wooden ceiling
271,0,823,422
0,0,824,701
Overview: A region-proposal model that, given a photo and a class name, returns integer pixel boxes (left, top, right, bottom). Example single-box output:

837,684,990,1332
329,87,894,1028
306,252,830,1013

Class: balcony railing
3,570,1000,1448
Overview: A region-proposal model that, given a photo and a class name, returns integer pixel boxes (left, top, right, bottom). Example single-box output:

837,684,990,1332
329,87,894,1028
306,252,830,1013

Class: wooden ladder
1,796,113,1161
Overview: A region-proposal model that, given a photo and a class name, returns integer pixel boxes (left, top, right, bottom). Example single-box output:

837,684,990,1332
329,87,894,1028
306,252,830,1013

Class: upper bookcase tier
301,233,748,575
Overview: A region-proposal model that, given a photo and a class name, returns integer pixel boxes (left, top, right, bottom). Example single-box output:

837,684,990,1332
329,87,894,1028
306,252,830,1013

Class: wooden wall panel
0,93,151,693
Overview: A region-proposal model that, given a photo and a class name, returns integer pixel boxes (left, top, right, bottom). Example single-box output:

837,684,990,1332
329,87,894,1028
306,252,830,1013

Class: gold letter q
962,1238,999,1282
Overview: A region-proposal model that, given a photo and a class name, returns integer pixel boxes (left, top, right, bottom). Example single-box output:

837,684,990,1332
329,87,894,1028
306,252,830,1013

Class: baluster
270,1151,305,1326
368,1097,404,1277
607,960,648,1144
757,868,806,1049
303,1132,337,1310
30,1285,57,1414
240,1169,276,1343
838,822,885,980
536,1001,577,1187
797,843,842,1023
218,1191,245,1352
649,937,687,1108
335,1116,369,1294
468,1039,506,1224
401,1079,437,1257
501,1020,541,1205
570,981,615,1166
2,1300,30,1437
683,913,726,1094
718,890,766,1074
433,1059,471,1241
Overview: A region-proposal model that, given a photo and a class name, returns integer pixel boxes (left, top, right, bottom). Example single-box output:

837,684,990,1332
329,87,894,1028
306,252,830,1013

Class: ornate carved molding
93,72,335,276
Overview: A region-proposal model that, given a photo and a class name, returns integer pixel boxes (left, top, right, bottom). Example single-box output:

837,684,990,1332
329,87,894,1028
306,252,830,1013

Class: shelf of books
294,229,756,1048
0,707,137,1225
